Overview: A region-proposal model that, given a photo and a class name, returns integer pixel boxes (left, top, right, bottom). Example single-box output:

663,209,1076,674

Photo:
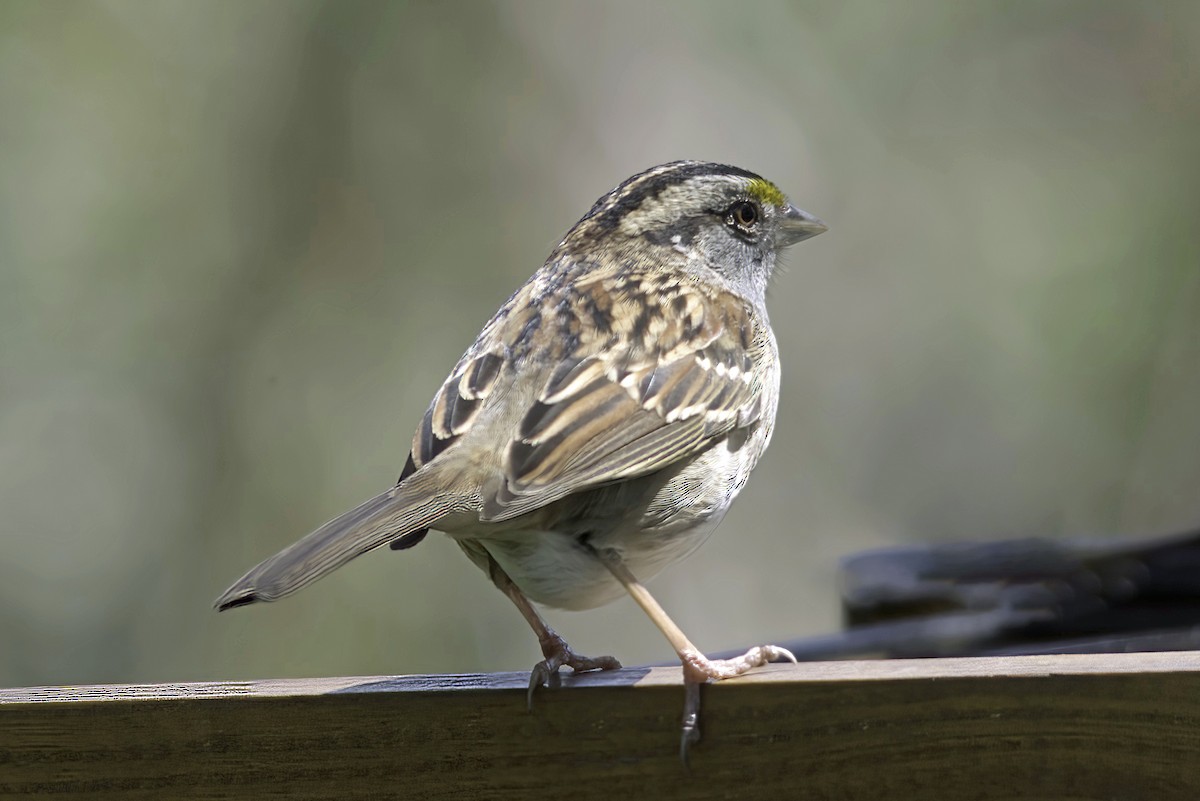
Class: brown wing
484,352,758,521
401,267,771,526
389,349,505,549
486,271,768,522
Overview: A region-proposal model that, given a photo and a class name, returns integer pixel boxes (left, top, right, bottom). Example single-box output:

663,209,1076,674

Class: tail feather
214,478,457,611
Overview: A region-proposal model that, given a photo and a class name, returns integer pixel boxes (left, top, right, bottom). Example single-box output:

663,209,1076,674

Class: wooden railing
4,652,1200,799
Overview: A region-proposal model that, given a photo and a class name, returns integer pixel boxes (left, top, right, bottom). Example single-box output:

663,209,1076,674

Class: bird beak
779,204,828,247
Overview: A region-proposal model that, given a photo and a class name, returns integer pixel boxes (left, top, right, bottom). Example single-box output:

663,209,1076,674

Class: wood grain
3,653,1200,800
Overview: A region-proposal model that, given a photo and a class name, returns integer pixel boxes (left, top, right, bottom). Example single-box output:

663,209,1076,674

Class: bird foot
680,644,797,683
527,632,621,709
678,644,797,764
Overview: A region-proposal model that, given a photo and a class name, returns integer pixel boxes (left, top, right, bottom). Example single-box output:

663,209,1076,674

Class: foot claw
675,643,794,755
680,681,702,767
526,633,620,710
526,662,560,710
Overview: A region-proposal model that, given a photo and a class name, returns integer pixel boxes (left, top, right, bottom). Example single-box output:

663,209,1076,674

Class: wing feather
481,275,767,522
402,267,772,526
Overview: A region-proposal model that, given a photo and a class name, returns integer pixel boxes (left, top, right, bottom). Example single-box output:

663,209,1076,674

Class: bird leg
597,548,796,763
484,553,621,708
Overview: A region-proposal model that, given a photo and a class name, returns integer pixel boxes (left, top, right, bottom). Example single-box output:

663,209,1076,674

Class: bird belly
448,429,764,610
474,511,726,611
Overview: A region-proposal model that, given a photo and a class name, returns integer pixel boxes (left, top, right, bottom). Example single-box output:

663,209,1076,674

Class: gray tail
214,477,456,611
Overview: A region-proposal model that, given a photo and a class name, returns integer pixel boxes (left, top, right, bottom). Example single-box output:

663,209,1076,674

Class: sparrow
215,161,828,759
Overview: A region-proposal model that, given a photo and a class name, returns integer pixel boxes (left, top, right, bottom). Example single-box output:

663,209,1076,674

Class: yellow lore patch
745,178,786,208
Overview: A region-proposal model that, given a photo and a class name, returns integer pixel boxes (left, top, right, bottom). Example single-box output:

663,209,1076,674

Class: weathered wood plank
3,653,1200,800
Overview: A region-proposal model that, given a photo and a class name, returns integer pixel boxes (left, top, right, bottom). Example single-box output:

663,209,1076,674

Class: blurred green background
2,1,1198,689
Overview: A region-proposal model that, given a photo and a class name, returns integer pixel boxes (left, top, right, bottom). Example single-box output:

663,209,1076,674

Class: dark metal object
716,528,1200,662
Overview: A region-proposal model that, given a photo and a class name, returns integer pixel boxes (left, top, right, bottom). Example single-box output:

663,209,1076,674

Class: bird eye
727,201,759,230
